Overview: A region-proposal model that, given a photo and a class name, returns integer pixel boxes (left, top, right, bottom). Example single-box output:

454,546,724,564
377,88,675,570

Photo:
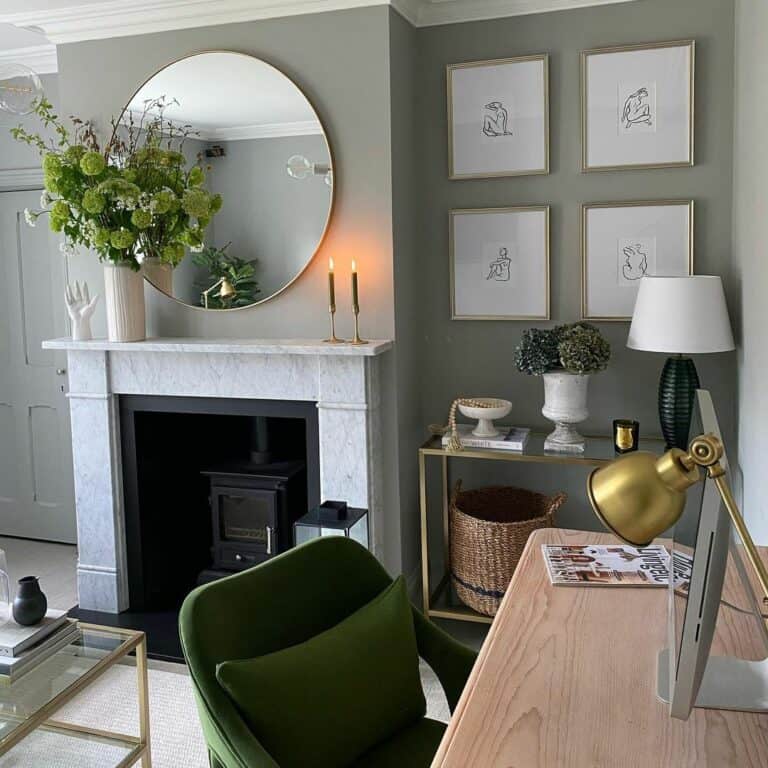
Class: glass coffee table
0,623,150,767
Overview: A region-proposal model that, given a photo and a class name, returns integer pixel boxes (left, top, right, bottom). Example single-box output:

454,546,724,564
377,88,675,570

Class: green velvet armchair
179,536,477,768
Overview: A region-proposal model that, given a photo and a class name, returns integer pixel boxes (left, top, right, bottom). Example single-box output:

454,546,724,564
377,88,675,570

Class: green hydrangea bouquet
11,97,222,270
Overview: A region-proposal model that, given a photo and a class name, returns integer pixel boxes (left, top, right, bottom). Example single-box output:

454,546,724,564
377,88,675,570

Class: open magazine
543,544,675,587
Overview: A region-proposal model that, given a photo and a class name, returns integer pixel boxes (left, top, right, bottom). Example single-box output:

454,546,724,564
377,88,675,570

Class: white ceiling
0,0,640,45
127,52,322,139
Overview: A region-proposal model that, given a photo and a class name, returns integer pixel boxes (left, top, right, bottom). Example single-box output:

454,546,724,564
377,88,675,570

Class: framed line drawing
581,40,694,171
581,200,694,321
448,55,549,179
450,206,550,321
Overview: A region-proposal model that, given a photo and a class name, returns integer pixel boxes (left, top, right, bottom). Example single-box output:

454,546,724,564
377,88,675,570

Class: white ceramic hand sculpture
65,281,99,341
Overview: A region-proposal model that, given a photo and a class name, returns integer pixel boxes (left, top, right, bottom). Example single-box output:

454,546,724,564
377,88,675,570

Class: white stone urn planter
103,263,146,342
541,372,590,452
141,257,173,297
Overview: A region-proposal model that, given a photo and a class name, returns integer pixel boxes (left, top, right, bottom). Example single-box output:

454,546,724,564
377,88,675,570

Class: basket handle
450,479,463,508
546,492,568,523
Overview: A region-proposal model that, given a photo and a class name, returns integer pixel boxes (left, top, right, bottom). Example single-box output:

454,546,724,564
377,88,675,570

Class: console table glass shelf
419,432,664,625
0,624,150,767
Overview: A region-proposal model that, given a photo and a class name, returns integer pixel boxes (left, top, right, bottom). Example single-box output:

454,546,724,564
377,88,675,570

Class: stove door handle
266,525,274,555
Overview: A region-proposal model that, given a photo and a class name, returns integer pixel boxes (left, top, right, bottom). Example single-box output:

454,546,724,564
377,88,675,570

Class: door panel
0,403,16,506
0,189,75,542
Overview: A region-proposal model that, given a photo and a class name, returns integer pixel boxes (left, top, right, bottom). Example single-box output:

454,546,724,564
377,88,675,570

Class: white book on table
0,609,69,658
441,424,530,451
0,621,79,684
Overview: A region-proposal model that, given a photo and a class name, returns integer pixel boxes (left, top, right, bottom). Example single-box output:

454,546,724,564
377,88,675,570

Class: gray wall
389,9,422,585
413,0,737,531
56,7,395,342
732,0,768,543
208,134,331,300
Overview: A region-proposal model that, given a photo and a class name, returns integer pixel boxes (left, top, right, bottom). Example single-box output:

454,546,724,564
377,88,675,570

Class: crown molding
0,0,639,42
206,120,324,140
0,44,57,74
413,0,637,26
122,108,323,140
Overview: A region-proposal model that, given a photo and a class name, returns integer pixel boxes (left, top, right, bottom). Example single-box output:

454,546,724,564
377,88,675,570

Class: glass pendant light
0,63,44,116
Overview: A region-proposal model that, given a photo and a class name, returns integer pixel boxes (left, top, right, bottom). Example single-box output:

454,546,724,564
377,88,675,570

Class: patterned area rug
0,660,450,767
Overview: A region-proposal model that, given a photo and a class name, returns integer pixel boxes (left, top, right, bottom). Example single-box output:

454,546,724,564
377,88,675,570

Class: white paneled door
0,189,76,543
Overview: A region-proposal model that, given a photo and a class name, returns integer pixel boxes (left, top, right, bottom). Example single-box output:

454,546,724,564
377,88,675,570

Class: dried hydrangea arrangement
515,323,611,376
12,97,221,270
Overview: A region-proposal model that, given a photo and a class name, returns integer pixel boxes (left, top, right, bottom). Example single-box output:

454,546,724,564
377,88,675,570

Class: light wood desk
432,528,768,768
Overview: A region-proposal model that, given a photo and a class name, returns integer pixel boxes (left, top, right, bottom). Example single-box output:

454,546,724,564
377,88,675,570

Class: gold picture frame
450,206,551,321
447,54,550,180
581,199,695,322
581,40,695,172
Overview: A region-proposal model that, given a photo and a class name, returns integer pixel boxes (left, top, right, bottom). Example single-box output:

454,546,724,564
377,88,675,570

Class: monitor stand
657,649,768,713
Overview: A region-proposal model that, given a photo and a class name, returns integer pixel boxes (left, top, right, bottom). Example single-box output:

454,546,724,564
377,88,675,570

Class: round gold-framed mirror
120,51,334,310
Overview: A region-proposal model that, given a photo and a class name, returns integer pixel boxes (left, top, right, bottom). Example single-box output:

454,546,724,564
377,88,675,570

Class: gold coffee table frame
0,623,151,767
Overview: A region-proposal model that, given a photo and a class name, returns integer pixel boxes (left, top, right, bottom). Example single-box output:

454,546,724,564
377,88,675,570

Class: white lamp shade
627,276,735,354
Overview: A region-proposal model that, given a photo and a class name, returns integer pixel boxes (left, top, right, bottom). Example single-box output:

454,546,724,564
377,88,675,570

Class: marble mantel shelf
42,337,393,357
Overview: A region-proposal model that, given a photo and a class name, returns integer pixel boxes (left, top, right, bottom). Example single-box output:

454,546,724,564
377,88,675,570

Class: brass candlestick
350,304,368,345
350,260,368,345
324,303,344,344
324,258,345,344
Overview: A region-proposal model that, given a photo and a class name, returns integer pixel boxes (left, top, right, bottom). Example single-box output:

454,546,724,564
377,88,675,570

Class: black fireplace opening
75,395,320,660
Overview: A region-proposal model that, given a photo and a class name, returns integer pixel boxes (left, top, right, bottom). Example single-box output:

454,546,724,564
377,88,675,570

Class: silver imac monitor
658,389,768,719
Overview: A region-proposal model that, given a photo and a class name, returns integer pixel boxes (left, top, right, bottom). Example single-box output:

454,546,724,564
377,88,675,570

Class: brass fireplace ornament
587,433,768,612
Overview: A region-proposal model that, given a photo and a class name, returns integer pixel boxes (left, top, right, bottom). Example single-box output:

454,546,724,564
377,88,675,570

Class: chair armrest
412,609,478,713
188,670,280,768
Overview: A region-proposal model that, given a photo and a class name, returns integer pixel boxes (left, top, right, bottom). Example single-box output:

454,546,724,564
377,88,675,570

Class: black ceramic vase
13,576,47,626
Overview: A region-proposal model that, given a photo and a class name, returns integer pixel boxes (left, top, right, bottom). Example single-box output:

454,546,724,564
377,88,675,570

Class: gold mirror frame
121,50,335,312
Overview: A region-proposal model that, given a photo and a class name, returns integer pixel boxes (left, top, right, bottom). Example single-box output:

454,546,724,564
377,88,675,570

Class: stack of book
0,610,79,684
441,424,530,452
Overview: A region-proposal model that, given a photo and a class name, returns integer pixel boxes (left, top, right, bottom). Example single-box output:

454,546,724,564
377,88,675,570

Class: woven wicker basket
450,482,566,616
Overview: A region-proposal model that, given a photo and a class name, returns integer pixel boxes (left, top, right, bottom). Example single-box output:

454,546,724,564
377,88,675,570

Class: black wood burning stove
199,460,307,582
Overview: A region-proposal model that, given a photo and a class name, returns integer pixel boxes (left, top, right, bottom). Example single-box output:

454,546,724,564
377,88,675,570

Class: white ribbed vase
103,263,146,342
541,372,590,452
141,257,173,296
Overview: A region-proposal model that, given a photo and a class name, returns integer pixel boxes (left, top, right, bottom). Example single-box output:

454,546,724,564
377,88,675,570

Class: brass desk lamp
588,434,768,612
202,277,236,309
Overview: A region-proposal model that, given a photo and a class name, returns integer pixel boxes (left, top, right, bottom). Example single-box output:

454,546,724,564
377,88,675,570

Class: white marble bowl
458,399,512,438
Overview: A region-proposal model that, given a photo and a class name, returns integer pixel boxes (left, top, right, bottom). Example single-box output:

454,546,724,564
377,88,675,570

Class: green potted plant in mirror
193,243,260,309
11,97,222,341
515,323,611,452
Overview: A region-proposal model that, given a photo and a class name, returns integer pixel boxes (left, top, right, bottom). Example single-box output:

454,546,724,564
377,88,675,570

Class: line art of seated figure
621,87,653,130
482,101,513,137
621,243,649,282
486,247,512,282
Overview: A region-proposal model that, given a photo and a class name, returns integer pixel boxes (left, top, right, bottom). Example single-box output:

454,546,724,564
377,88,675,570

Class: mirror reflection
123,51,333,310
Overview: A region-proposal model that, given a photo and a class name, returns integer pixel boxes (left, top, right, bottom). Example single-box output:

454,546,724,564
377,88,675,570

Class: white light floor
0,536,78,612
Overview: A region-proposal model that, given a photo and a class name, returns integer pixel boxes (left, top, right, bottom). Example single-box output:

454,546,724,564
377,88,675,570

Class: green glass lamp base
659,355,701,451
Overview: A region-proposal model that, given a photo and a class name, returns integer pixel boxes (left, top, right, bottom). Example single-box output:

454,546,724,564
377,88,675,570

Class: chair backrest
180,536,393,713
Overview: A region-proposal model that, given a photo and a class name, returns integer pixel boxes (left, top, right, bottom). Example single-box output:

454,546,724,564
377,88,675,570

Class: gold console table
418,432,664,624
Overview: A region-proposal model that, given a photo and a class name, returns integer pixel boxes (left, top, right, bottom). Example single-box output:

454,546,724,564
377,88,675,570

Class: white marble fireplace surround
42,337,393,613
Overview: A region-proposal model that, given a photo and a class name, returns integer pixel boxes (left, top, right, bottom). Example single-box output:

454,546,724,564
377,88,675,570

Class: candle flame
329,257,334,272
352,259,357,272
